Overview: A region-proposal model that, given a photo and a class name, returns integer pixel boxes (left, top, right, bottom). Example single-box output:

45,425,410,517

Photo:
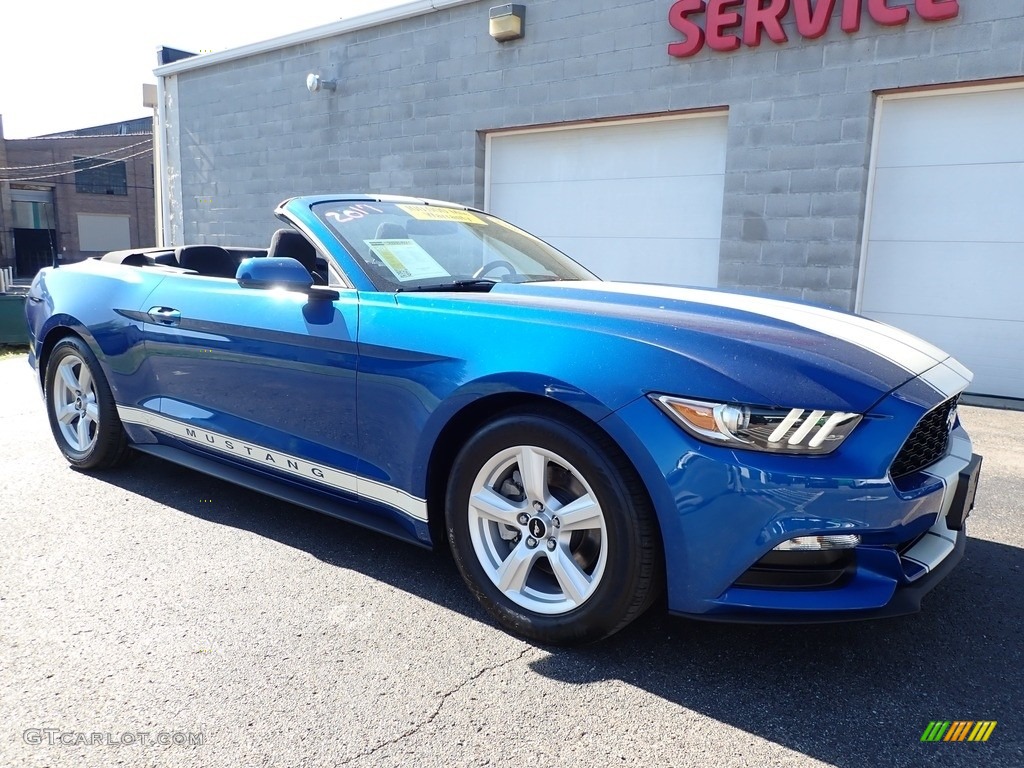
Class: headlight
651,395,862,455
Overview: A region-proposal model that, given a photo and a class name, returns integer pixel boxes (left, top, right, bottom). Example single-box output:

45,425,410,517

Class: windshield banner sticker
365,239,451,281
324,203,384,224
397,205,485,225
484,214,545,243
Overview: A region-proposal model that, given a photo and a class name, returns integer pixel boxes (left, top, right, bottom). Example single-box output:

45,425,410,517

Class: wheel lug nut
517,513,530,525
525,537,538,549
546,538,556,551
552,516,560,529
533,501,544,512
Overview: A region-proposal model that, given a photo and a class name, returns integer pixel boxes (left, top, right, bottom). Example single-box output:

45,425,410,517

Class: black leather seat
268,229,325,284
175,245,239,278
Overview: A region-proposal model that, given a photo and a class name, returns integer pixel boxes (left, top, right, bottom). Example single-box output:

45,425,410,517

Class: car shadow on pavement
534,535,1023,768
92,454,1022,768
90,454,479,613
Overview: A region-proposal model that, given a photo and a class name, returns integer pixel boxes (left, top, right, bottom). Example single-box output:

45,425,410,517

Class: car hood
475,280,971,413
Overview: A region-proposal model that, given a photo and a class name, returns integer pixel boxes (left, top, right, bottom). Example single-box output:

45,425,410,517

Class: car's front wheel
44,336,131,470
446,409,662,645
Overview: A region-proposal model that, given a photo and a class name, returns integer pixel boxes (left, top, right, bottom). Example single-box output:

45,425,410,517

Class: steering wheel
472,259,517,279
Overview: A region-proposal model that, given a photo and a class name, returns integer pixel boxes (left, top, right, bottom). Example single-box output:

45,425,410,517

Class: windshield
312,201,598,291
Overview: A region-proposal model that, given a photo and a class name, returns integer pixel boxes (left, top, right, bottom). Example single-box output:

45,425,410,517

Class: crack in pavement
339,645,535,765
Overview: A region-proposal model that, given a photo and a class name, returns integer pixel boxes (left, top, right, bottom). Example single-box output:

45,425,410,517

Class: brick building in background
0,116,155,278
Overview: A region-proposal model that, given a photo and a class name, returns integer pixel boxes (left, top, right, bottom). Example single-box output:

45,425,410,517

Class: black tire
446,408,662,645
44,336,132,470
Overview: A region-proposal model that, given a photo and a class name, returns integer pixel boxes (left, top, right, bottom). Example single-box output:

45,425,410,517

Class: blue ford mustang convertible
26,194,982,644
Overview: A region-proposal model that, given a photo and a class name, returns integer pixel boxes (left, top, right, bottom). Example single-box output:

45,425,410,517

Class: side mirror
237,258,340,301
237,257,313,292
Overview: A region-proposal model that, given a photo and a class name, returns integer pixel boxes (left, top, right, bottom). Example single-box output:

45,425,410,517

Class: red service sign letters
668,0,960,58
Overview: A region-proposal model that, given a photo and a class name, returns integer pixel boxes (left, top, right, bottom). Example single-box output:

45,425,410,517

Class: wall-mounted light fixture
489,4,526,42
306,73,337,94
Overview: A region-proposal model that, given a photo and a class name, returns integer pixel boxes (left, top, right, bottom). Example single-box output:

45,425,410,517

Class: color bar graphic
921,721,996,742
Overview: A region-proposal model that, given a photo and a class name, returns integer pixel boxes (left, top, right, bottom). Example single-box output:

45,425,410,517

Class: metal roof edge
153,0,478,77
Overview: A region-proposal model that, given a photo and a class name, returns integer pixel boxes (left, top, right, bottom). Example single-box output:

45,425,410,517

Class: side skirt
132,443,431,549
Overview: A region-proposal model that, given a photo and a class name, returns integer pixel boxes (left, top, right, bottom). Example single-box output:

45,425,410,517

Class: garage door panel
869,164,1024,243
868,312,1024,399
488,115,727,288
863,85,1024,399
877,88,1024,168
488,118,728,184
489,175,726,240
861,241,1023,322
550,236,719,288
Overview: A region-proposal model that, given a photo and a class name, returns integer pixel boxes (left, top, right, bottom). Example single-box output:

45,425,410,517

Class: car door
133,271,362,496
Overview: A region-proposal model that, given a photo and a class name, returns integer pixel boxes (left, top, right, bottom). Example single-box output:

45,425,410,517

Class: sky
0,0,407,139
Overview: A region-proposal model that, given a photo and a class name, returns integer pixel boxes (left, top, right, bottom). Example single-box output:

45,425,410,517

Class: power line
0,139,152,172
0,148,153,183
0,177,155,193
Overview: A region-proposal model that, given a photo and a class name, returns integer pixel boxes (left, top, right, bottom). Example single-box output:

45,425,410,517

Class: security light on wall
489,4,526,42
306,73,337,94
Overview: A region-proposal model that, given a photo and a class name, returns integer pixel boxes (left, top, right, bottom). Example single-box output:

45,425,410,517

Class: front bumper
691,525,966,624
603,383,979,622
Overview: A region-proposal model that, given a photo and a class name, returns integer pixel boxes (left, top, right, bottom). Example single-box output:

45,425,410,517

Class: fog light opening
774,534,861,552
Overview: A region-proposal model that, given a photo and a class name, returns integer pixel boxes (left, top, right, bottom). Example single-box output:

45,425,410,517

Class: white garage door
860,85,1024,400
485,114,728,288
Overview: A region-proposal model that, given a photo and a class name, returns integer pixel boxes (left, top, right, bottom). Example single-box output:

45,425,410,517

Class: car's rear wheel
45,337,131,469
446,409,662,645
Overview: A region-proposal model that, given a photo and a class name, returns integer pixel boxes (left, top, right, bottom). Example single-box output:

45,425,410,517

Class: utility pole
0,115,13,276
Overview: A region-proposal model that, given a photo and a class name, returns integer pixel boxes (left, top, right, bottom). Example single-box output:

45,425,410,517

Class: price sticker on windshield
397,205,486,225
365,239,451,281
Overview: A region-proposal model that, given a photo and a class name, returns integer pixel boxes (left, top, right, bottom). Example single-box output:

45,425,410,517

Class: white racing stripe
570,282,965,385
118,406,428,522
920,362,972,400
903,444,974,575
942,355,973,382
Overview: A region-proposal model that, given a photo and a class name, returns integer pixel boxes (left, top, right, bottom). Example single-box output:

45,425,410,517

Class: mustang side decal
116,406,429,521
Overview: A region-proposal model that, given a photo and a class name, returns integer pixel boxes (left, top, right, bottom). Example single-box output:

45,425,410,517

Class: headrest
268,229,317,272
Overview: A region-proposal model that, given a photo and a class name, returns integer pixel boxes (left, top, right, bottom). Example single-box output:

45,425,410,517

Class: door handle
147,306,181,326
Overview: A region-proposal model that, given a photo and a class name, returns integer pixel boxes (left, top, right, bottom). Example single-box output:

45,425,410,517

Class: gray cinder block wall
160,0,1024,310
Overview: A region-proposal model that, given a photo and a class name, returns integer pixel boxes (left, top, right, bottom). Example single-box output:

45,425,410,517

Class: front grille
890,397,958,479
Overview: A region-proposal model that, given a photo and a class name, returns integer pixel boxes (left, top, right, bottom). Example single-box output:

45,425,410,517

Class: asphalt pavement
1,353,1021,767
